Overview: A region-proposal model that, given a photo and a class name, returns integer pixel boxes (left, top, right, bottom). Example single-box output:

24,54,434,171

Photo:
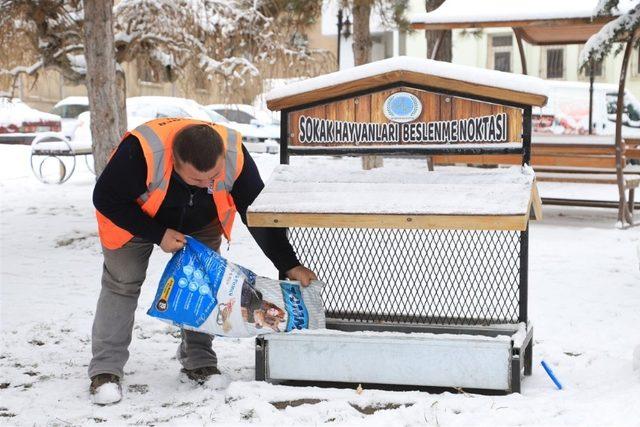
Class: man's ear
172,154,183,170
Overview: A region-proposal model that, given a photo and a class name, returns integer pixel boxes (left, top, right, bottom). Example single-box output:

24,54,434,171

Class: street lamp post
336,10,352,70
337,9,343,70
589,58,595,135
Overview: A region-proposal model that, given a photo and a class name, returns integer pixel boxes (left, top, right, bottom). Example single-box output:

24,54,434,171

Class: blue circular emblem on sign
383,92,422,123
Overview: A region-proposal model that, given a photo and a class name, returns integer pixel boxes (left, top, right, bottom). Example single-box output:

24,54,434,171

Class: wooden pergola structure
410,0,638,225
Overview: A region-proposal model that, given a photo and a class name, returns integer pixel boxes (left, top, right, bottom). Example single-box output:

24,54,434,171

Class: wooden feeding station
247,56,547,393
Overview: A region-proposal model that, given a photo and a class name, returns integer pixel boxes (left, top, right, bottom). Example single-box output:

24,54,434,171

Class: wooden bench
624,138,640,164
430,139,640,216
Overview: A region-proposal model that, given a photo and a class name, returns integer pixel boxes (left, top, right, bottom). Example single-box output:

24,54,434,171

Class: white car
50,96,89,140
206,104,279,154
71,96,231,150
127,96,222,124
532,80,640,138
0,97,62,144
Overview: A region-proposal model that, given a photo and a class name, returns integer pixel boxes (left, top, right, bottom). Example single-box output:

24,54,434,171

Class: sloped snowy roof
266,56,548,110
410,0,634,26
248,164,541,230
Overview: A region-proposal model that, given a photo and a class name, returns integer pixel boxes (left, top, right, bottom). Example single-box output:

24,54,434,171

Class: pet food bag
148,236,325,337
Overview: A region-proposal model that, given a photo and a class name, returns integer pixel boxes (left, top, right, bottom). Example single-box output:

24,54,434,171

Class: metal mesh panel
288,228,522,326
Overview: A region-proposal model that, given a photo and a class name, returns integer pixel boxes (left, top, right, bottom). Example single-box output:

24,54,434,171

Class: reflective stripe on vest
224,130,239,189
135,124,171,196
212,127,244,241
96,118,244,249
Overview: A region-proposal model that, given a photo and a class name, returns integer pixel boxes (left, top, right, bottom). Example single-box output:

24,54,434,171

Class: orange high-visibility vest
96,118,244,250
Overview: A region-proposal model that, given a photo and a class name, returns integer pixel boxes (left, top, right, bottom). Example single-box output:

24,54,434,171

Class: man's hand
160,228,186,253
286,265,318,287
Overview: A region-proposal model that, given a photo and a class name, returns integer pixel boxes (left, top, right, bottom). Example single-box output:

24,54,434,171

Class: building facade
326,0,640,97
405,27,640,98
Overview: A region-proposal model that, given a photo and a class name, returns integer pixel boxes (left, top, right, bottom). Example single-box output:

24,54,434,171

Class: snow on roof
409,0,633,25
266,56,549,108
249,164,536,216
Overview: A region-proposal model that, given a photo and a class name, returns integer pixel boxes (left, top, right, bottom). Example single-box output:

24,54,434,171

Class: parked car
72,96,210,148
206,103,279,153
70,96,266,152
50,96,89,140
0,97,61,144
532,80,640,138
127,96,224,124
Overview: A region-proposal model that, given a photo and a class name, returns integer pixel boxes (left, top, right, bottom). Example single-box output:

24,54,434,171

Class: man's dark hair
172,125,224,171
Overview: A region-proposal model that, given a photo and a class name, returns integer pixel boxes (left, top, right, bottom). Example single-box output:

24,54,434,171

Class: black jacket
93,135,300,273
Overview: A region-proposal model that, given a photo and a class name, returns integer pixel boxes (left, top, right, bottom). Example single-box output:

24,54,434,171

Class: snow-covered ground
1,144,639,426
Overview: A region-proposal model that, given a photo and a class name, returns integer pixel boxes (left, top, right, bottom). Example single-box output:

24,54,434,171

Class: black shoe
90,373,122,405
180,366,221,384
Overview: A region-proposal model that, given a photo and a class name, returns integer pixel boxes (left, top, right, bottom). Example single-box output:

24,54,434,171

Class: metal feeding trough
257,325,528,391
247,57,547,393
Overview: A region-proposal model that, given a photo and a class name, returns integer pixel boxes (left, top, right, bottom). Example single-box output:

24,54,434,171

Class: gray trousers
88,223,222,379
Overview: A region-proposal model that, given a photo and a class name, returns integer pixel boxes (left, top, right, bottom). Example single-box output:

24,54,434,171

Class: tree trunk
83,0,127,176
351,1,372,66
352,1,382,170
425,0,452,62
116,70,127,137
614,31,637,226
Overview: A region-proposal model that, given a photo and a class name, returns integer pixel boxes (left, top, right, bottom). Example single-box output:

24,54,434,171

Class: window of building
544,48,565,79
580,59,604,79
488,35,513,72
578,44,605,80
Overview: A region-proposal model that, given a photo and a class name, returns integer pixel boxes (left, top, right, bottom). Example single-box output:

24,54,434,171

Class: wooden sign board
288,86,523,148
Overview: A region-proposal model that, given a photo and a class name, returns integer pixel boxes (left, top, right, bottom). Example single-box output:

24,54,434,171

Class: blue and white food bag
148,236,325,337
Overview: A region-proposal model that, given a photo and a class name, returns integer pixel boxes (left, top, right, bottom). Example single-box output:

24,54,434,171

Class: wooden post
426,156,434,171
513,28,528,75
615,31,637,225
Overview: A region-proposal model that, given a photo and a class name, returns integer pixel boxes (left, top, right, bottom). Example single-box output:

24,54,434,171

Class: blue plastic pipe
541,360,563,390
